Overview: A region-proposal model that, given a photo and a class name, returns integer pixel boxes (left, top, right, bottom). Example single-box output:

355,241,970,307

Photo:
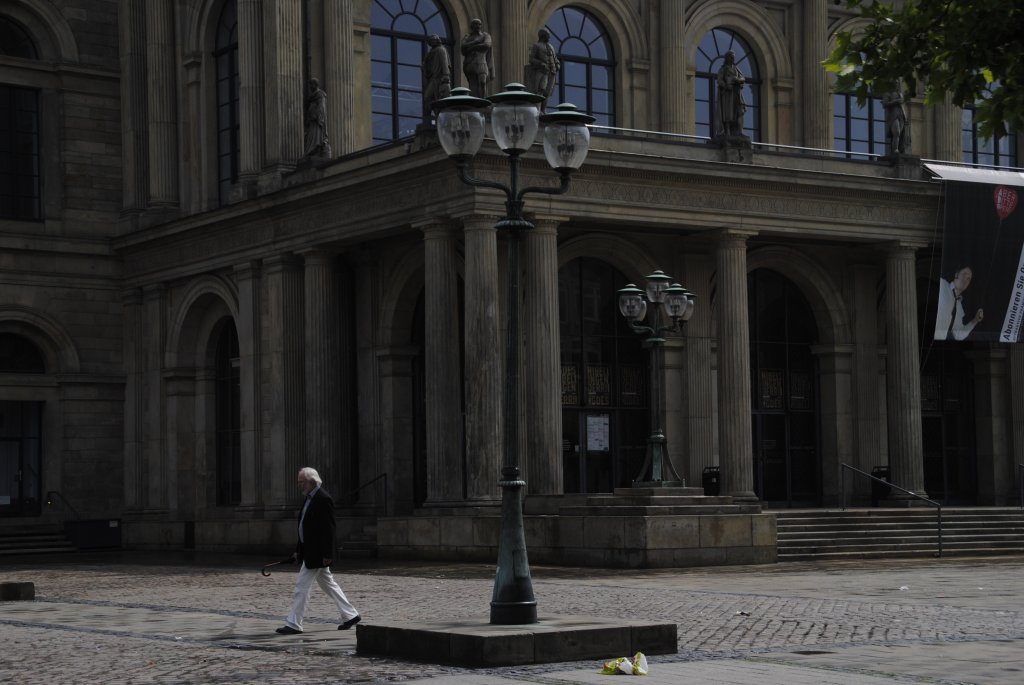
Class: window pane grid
695,28,761,141
214,1,239,205
546,7,615,127
962,106,1017,168
370,0,450,145
0,85,40,220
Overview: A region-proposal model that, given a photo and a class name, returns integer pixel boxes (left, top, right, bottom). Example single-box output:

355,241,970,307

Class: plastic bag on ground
600,651,648,675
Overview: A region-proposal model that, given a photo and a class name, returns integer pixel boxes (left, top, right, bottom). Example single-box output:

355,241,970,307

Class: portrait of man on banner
936,180,1024,343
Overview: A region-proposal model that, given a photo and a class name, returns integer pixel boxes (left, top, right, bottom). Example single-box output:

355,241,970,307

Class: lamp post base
632,431,684,488
489,466,538,625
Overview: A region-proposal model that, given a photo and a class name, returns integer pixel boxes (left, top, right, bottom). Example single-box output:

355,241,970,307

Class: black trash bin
870,466,891,506
702,466,720,496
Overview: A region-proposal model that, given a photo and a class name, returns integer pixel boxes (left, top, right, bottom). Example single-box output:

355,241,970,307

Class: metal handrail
344,473,388,515
45,490,80,520
840,463,943,558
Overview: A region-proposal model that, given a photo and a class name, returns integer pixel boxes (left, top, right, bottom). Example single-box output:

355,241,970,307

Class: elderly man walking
275,467,361,634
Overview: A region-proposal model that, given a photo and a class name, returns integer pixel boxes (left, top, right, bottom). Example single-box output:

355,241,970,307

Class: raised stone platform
356,615,677,667
377,487,776,568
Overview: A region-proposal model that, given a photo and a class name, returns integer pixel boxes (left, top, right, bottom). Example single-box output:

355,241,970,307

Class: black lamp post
434,84,593,625
618,272,696,487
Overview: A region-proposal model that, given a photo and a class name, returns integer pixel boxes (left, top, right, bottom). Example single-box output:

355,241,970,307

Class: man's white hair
299,467,322,486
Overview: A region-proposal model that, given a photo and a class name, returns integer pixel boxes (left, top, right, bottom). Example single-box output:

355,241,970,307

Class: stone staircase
775,508,1024,561
0,524,77,556
339,522,378,559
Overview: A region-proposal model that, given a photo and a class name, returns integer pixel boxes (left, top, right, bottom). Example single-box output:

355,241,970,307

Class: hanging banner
925,166,1024,343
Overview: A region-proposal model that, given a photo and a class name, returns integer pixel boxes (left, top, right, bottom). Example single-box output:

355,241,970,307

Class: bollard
0,581,35,601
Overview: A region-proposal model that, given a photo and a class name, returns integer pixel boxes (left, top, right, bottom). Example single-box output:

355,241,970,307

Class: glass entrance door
0,401,42,517
748,269,821,507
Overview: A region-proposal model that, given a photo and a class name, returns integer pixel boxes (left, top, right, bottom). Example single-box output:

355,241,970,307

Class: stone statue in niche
303,78,331,159
715,50,747,138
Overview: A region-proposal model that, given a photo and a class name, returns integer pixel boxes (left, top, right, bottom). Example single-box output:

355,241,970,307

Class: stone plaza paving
1,552,1023,684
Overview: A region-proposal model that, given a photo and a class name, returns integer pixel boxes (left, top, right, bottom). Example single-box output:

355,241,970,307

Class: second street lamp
434,84,594,625
618,272,696,487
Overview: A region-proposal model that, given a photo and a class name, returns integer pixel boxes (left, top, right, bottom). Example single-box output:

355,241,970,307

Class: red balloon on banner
994,185,1018,220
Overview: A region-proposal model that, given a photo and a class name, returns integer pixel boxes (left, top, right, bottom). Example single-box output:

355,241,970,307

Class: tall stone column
933,93,962,162
812,344,855,505
119,0,147,212
681,251,714,486
163,370,196,520
303,250,343,490
716,230,757,501
659,0,688,133
264,255,306,506
262,0,304,170
852,262,883,500
122,288,144,511
802,0,830,149
884,243,926,499
234,261,263,507
142,284,167,511
323,0,354,156
500,2,529,89
523,217,563,495
420,219,464,505
463,215,502,502
1010,346,1024,494
238,0,266,181
967,348,1011,504
145,0,178,206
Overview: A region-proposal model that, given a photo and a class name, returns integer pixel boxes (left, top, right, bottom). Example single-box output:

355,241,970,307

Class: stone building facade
1,0,1021,557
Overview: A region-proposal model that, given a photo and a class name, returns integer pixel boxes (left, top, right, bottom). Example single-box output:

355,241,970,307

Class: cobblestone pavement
1,553,1023,684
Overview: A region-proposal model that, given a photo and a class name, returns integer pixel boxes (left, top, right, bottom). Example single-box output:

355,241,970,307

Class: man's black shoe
275,626,302,635
338,615,361,630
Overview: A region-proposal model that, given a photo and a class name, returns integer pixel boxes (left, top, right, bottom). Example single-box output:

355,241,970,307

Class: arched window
214,320,240,506
695,28,761,141
370,0,450,145
833,93,885,158
544,7,614,127
213,0,239,205
0,333,45,373
0,16,37,58
559,258,646,493
0,16,40,220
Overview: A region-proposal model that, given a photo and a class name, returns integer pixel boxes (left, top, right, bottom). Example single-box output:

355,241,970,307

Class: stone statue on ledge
302,78,331,160
460,18,493,98
423,34,452,113
525,28,559,109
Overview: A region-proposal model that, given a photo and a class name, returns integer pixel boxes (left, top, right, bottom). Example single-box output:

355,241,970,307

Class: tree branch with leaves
824,0,1023,140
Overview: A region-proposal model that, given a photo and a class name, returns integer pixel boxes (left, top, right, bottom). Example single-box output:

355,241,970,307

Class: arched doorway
748,269,820,506
0,333,45,516
559,257,647,493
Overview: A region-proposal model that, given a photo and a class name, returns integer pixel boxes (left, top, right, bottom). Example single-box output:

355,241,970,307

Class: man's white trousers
285,563,359,630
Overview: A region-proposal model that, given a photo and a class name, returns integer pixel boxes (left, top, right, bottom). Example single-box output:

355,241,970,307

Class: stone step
774,508,1024,561
583,495,735,507
559,504,762,516
779,546,1024,561
778,525,1024,539
0,545,77,556
776,508,1024,519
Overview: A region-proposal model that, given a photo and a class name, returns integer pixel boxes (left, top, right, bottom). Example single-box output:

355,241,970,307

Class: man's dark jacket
296,487,336,569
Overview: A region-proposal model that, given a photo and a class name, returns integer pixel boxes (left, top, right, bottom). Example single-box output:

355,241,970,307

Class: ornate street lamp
618,271,696,487
434,84,594,625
